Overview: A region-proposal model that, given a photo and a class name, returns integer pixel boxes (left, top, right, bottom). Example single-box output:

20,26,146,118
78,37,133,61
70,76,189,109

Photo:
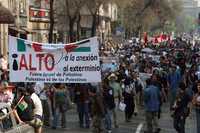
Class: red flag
144,32,148,45
155,37,158,43
161,34,167,40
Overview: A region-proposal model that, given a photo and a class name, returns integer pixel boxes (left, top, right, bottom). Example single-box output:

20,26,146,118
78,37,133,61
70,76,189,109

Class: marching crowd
0,37,200,133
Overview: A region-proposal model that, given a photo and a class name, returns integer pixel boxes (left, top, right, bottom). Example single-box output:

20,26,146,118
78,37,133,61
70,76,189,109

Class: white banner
9,36,101,83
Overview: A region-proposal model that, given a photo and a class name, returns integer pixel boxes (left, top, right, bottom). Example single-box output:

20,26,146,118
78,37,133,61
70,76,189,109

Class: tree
116,0,182,38
48,0,54,43
55,0,85,43
85,0,108,37
65,0,85,42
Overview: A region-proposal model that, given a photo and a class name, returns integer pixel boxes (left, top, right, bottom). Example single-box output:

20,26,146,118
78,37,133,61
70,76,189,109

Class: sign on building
9,36,102,83
29,7,50,22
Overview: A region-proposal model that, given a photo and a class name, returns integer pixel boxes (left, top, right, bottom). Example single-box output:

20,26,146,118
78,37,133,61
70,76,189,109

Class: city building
0,0,57,56
181,0,200,18
0,0,117,56
55,0,118,43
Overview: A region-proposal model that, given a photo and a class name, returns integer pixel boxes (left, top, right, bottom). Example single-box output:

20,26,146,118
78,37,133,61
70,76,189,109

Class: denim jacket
144,85,160,112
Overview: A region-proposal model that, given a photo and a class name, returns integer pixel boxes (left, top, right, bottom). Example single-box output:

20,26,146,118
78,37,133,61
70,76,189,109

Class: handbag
118,102,126,112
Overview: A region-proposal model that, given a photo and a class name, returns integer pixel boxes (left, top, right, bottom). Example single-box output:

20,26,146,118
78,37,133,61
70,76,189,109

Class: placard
9,36,101,83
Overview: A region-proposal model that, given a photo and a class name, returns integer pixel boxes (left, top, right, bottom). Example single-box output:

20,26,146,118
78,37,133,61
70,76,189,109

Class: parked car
0,103,34,133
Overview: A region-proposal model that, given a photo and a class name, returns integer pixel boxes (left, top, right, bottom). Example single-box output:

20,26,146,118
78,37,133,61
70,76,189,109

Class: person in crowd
52,83,68,129
75,83,90,128
167,65,181,109
151,72,166,119
46,84,55,116
172,82,191,133
0,54,7,71
91,88,105,133
123,75,135,122
144,79,161,133
103,79,116,133
0,82,14,105
12,87,34,124
187,65,198,95
26,83,43,133
34,82,51,127
132,71,144,112
108,73,121,128
192,81,200,133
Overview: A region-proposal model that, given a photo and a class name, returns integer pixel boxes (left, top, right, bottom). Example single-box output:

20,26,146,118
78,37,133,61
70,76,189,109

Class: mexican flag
18,100,28,111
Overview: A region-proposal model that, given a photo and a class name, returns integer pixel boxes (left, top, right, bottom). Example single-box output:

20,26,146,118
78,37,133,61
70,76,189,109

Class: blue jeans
77,102,90,128
104,109,112,130
196,109,200,133
53,106,66,128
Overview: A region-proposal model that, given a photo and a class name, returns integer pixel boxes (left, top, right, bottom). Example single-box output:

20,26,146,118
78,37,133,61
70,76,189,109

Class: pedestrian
172,82,191,133
0,54,7,71
108,73,121,128
26,83,43,133
132,71,144,114
123,75,135,122
52,83,68,129
144,79,161,133
103,79,116,133
0,82,14,105
75,83,90,128
192,81,200,133
12,87,34,124
34,82,51,127
91,88,105,133
151,72,165,119
167,65,181,109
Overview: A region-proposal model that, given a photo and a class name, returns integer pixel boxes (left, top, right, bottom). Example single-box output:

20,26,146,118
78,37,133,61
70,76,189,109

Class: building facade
55,0,118,43
0,0,117,56
0,0,57,56
181,0,200,18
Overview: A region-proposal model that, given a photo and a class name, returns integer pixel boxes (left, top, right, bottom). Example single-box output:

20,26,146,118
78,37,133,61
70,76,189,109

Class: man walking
34,82,50,127
144,79,161,133
172,82,191,133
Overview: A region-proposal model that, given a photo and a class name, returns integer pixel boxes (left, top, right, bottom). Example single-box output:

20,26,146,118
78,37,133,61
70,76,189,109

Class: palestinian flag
16,37,91,53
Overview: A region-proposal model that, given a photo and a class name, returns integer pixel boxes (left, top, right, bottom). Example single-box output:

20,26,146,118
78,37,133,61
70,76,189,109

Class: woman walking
52,83,68,129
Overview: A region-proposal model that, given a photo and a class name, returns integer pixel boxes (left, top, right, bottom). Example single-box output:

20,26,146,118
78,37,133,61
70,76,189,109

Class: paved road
44,103,197,133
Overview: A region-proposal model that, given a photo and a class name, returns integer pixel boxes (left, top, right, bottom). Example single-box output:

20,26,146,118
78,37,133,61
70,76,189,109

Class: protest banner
9,36,101,83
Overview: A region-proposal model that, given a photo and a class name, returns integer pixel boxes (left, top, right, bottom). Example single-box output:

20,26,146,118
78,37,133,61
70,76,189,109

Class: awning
9,27,35,34
22,28,35,33
0,2,14,24
9,27,26,34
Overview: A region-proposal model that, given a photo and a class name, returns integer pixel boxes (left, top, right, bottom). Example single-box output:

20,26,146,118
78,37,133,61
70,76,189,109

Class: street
44,103,197,133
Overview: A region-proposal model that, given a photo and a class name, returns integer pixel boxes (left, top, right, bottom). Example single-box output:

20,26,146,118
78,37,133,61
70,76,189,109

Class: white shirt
31,93,43,116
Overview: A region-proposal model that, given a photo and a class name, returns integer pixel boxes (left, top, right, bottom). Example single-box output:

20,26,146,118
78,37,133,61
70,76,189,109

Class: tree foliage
115,0,182,38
